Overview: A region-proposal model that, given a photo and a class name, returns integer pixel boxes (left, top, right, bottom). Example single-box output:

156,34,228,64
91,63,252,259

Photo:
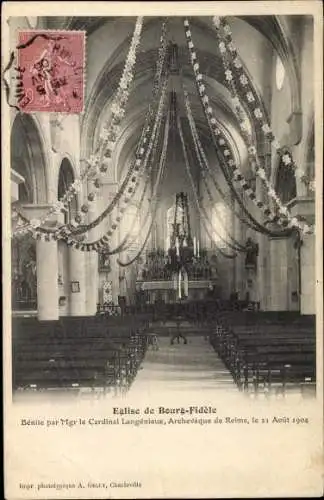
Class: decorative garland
12,19,171,242
184,19,296,239
13,59,169,247
213,16,293,164
185,93,255,229
95,96,169,256
79,18,168,226
184,91,254,250
59,78,169,252
117,103,170,267
97,17,145,156
74,78,168,250
14,71,168,249
88,171,155,257
185,113,244,252
62,16,145,227
74,18,167,233
13,17,146,238
212,16,314,235
177,106,237,259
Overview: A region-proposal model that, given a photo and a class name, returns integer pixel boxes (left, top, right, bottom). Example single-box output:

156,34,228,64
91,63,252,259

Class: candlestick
193,236,197,256
173,272,177,290
165,236,169,253
197,239,200,258
178,269,182,299
183,269,188,297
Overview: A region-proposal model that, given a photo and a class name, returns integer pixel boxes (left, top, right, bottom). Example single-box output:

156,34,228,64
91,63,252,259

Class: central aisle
130,334,237,395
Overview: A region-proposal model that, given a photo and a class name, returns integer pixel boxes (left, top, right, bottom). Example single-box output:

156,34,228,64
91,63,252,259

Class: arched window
212,202,229,247
11,114,47,204
11,114,46,311
58,159,76,224
276,55,285,90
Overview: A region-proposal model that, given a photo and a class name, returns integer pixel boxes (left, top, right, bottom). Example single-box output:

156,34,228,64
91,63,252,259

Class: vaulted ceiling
39,15,302,183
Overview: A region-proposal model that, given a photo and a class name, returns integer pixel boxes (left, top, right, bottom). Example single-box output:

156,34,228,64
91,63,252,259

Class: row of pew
120,299,261,322
12,315,149,393
208,311,316,395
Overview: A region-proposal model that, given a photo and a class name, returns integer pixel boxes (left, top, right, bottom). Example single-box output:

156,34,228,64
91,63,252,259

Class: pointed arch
11,114,48,204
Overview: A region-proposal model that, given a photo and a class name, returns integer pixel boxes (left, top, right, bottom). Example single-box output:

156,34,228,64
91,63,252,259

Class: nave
131,331,236,395
12,303,316,403
8,15,318,404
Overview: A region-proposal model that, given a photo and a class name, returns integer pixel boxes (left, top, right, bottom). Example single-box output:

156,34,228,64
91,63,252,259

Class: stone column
260,238,271,310
255,165,271,310
85,194,99,316
85,252,99,315
269,237,290,310
21,204,60,320
36,240,59,320
287,197,315,315
84,174,119,315
234,200,245,300
102,182,119,305
68,247,86,316
300,233,315,315
228,196,236,296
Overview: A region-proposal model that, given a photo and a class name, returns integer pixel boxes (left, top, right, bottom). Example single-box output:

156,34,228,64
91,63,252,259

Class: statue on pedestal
245,237,259,269
98,251,111,272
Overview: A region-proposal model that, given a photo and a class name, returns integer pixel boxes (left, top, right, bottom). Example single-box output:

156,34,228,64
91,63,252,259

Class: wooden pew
12,315,148,392
208,314,316,394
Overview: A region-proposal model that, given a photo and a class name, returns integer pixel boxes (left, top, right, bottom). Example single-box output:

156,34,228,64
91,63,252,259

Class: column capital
36,239,59,320
20,204,62,227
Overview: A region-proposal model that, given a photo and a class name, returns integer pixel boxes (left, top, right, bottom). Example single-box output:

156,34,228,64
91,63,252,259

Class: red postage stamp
16,30,85,113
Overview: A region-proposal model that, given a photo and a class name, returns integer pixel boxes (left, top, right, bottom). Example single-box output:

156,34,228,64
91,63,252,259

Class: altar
136,279,219,304
135,192,219,305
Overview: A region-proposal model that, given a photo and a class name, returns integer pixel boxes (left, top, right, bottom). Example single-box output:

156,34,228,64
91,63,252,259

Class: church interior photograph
9,14,317,400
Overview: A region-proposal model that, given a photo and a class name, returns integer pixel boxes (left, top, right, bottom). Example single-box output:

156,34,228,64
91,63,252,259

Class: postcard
2,1,323,498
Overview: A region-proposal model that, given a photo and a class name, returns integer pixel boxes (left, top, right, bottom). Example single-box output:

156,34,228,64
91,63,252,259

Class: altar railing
96,300,261,318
